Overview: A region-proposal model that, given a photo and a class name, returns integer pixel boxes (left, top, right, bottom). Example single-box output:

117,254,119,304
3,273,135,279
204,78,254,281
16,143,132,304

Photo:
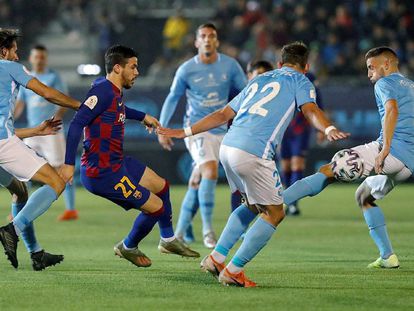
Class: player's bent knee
258,204,285,226
141,194,163,214
355,181,375,208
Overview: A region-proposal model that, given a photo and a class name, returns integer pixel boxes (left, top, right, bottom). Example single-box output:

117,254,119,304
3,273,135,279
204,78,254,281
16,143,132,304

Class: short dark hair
281,42,309,69
31,44,47,52
247,60,274,74
0,28,20,50
365,46,398,60
105,45,137,74
196,23,217,37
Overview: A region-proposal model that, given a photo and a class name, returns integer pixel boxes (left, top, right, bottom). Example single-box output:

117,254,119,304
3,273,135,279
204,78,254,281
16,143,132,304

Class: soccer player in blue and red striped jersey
60,45,199,268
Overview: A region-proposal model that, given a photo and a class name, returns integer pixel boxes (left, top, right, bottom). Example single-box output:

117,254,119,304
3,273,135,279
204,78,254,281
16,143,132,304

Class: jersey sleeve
159,65,187,127
228,87,245,112
125,106,146,121
64,87,113,165
8,62,33,87
375,78,397,104
230,60,247,93
295,75,317,110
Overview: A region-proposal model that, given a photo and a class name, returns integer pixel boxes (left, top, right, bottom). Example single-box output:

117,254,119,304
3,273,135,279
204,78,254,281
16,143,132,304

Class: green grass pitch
0,184,413,310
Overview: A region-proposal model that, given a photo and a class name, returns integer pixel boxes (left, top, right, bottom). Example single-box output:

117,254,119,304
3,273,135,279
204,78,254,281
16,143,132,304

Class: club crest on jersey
133,190,142,199
84,95,98,110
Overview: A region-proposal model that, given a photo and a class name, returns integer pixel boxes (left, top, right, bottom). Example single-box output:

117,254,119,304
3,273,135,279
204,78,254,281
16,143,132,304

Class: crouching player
283,46,414,268
158,42,348,286
60,45,199,268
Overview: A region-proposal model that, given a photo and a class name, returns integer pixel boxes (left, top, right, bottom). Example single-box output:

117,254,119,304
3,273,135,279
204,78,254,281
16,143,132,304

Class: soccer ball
331,149,364,182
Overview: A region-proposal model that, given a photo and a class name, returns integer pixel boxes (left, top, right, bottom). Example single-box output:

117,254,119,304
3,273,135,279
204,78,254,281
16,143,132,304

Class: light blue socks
64,183,75,211
283,172,328,206
231,217,276,268
214,204,257,257
13,185,58,232
198,178,217,235
175,187,198,237
363,206,393,259
11,202,41,253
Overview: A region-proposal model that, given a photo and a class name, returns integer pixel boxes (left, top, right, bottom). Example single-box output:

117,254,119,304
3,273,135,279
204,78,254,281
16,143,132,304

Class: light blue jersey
160,53,246,134
17,69,67,127
223,67,316,160
375,73,414,174
0,60,33,140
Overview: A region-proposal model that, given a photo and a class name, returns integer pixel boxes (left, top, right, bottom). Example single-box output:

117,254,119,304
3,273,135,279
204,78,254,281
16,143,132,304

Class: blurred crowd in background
1,0,414,84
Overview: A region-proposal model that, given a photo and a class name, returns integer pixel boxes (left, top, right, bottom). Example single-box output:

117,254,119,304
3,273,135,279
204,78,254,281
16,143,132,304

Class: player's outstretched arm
157,104,236,139
26,78,81,110
301,102,350,141
14,118,62,139
124,106,160,133
375,99,398,173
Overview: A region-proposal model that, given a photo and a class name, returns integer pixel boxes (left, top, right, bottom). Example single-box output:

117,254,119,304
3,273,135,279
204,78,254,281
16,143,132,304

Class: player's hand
326,129,350,141
375,147,389,174
142,114,160,134
36,117,63,136
157,134,175,151
157,127,186,139
59,164,75,185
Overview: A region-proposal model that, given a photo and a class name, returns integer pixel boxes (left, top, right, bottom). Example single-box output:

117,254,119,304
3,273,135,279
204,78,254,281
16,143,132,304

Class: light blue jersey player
282,46,414,269
16,45,78,221
158,23,247,248
159,42,348,286
0,29,80,270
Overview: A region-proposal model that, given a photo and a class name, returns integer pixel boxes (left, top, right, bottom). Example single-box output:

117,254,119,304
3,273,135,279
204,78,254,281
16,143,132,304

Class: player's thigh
81,166,153,212
0,135,48,183
240,159,283,207
219,145,246,196
37,133,66,167
122,156,165,194
184,132,224,168
139,166,166,194
221,145,283,206
351,142,382,177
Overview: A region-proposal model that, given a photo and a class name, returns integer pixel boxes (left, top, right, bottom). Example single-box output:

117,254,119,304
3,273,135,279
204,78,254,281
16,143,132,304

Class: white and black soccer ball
331,149,364,182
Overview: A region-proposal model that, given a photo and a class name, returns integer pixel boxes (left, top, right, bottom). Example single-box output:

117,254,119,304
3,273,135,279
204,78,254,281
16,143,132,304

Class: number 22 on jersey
239,82,281,117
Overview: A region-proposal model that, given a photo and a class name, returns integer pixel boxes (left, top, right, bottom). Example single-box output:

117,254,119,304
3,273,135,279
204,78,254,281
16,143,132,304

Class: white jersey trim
262,100,296,159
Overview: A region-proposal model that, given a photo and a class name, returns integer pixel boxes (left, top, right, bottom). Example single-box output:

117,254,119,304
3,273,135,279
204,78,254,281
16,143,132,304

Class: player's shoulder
375,75,396,92
178,56,198,72
218,53,236,63
86,77,115,101
218,53,241,68
0,59,25,72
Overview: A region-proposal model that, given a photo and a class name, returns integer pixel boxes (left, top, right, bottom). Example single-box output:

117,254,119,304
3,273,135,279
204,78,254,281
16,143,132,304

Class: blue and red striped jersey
65,77,145,178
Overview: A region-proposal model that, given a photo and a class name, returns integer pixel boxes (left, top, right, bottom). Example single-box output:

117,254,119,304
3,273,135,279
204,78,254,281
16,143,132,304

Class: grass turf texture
0,184,413,311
